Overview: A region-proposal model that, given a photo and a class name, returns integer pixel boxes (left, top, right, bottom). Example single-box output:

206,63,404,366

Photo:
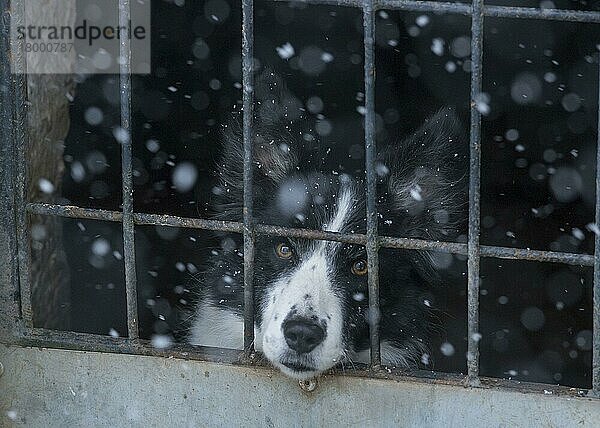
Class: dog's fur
186,71,466,380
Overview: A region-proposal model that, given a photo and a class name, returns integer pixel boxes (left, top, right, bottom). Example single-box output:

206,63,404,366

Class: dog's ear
377,107,467,241
215,70,302,217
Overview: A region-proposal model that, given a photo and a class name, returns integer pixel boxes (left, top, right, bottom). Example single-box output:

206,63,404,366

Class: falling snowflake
276,42,295,60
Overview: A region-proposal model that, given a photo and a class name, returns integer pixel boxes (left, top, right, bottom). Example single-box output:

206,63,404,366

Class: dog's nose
283,318,325,354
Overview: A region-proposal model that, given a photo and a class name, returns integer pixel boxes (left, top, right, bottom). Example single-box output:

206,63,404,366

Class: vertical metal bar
9,0,33,327
592,57,600,397
242,0,256,356
0,0,23,331
363,0,380,368
467,0,484,386
119,0,139,339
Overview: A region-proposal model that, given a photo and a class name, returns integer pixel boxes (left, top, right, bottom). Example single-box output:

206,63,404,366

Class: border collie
187,71,466,380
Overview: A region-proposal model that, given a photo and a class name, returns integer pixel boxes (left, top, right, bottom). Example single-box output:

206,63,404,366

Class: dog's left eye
351,259,368,276
275,243,293,259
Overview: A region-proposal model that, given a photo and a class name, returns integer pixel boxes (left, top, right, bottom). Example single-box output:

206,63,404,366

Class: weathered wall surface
21,0,76,329
1,345,599,428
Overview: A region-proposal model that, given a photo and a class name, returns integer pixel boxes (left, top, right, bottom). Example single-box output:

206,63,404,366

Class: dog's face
255,174,364,379
188,71,466,380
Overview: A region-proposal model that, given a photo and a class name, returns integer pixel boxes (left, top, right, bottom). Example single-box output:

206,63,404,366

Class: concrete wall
1,344,599,427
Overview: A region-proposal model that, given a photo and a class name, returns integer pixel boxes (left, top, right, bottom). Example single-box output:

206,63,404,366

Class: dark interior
33,0,599,388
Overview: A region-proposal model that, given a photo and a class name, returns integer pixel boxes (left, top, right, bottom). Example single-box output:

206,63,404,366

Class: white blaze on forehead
264,248,334,321
323,184,354,233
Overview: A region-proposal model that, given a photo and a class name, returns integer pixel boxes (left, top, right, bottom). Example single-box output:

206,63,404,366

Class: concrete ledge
1,344,598,427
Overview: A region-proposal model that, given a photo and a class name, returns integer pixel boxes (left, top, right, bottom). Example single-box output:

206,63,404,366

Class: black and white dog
187,71,466,380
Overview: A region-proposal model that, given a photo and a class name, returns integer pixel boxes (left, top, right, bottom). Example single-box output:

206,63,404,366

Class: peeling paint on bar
137,212,243,233
28,203,124,222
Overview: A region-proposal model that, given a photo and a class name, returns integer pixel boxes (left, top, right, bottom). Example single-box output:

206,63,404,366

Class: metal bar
19,328,242,365
363,0,381,368
377,0,471,14
592,55,600,398
0,0,23,334
467,0,484,387
268,0,600,23
28,203,124,222
119,0,139,340
9,0,33,327
478,245,594,266
26,203,598,267
242,0,256,356
26,203,245,233
136,212,243,233
484,5,600,23
271,0,363,7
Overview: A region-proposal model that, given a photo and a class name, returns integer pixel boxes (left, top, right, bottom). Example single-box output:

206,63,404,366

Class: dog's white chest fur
189,302,245,350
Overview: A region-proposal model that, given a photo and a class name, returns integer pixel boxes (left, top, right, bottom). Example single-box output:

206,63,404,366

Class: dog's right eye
275,243,293,259
351,259,368,276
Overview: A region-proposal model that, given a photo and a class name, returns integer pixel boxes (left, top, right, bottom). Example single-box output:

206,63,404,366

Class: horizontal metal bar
269,0,600,23
6,327,593,399
484,5,600,23
26,203,244,233
28,203,124,222
27,203,596,266
480,245,595,266
256,223,366,245
377,0,471,14
136,212,243,233
271,0,364,7
16,327,243,364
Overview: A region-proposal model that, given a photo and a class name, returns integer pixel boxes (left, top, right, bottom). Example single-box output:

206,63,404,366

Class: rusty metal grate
4,0,600,397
